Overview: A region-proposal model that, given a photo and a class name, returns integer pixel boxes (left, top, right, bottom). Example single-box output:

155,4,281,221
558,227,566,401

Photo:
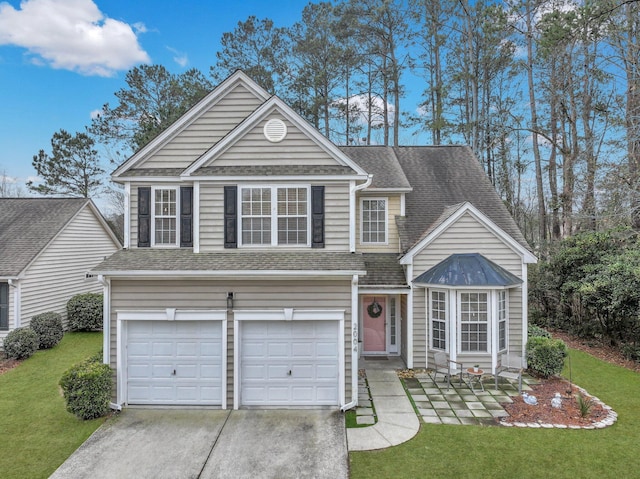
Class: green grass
0,332,106,479
350,349,640,479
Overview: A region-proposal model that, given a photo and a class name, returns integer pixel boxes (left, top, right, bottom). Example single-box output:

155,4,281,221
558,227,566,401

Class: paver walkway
347,368,419,451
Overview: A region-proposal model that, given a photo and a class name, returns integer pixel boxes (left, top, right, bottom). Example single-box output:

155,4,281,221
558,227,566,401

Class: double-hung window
430,290,447,350
240,186,309,246
459,292,489,352
498,290,507,351
153,188,178,246
361,198,387,244
0,283,8,331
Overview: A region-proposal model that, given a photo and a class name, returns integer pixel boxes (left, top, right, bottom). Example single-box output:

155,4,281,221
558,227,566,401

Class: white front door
126,320,223,405
240,320,339,406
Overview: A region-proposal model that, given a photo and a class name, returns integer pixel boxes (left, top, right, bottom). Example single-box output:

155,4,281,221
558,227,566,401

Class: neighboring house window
430,290,447,350
240,186,309,246
361,198,387,244
459,292,489,352
498,290,507,351
153,188,178,246
0,283,8,331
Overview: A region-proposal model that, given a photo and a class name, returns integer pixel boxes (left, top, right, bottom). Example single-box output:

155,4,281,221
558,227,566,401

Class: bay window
429,290,447,350
459,292,489,352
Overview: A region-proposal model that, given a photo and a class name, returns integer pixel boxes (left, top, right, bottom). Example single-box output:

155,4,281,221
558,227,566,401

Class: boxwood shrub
59,354,111,420
526,336,568,378
30,311,64,349
3,327,39,360
67,293,103,331
528,324,552,339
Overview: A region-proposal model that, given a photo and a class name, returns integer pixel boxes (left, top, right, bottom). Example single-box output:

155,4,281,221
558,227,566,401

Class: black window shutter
224,186,237,248
0,283,8,331
138,186,151,248
180,186,193,247
311,185,325,248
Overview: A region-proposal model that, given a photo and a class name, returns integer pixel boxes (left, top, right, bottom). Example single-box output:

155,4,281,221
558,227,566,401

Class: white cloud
0,0,150,76
166,46,188,68
90,108,102,119
332,94,395,127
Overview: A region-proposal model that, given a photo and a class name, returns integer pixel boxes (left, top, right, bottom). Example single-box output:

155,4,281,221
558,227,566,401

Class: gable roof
0,198,118,278
413,253,523,287
112,70,271,178
182,97,369,178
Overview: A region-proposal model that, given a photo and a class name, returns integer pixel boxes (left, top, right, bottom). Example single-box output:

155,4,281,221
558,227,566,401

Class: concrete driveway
50,409,348,479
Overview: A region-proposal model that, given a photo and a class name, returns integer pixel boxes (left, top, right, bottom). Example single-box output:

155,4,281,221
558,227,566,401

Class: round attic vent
263,118,287,143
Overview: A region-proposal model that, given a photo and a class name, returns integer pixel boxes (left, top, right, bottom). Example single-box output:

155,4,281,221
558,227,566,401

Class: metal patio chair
494,352,524,393
431,351,464,390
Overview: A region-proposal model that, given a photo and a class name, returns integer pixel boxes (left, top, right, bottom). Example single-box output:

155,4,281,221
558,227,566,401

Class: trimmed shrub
30,311,64,349
528,324,552,339
3,327,39,360
526,336,568,378
60,355,111,420
67,293,103,331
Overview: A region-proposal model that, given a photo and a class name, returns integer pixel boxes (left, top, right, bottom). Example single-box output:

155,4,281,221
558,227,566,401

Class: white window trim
498,290,508,352
457,290,491,355
237,184,311,248
428,289,448,352
150,186,180,248
360,197,389,245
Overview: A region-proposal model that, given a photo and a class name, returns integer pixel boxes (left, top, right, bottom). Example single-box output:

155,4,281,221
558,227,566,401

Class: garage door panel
240,320,340,406
126,320,223,405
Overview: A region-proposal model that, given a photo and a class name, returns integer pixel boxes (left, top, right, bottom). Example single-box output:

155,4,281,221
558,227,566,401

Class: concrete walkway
347,361,420,451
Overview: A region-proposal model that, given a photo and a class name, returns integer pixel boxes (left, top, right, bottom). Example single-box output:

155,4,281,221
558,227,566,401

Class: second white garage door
240,320,340,406
126,320,223,405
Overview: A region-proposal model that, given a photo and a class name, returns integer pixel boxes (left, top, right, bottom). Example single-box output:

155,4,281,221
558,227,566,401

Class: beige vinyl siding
213,115,341,166
412,288,427,368
129,184,139,248
140,84,264,169
400,295,408,364
355,193,401,253
109,278,353,407
198,182,351,252
18,207,119,328
413,212,525,367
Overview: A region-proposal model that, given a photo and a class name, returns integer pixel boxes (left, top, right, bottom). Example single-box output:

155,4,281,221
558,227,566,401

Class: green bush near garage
59,353,111,420
67,293,103,331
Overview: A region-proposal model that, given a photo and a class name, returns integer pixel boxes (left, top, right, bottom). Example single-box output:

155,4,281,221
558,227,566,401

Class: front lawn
0,332,106,479
350,349,640,479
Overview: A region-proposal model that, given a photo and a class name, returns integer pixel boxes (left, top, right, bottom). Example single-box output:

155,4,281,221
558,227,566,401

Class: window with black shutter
0,283,8,331
224,186,237,248
138,187,151,247
180,186,193,247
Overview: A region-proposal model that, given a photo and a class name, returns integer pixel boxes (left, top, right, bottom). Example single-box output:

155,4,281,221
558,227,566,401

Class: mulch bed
0,358,20,375
501,377,607,426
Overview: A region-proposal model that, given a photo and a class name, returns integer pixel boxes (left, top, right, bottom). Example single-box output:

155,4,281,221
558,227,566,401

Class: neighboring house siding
19,207,119,328
140,84,265,169
355,193,402,253
213,116,341,166
109,279,353,406
198,182,351,251
412,212,525,366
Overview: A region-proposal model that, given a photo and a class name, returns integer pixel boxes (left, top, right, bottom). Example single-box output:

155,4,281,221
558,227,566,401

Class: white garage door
240,320,340,406
126,321,223,405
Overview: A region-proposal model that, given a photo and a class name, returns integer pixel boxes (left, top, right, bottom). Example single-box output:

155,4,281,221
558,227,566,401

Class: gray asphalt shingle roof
360,253,408,287
0,198,89,277
340,146,412,190
93,249,367,274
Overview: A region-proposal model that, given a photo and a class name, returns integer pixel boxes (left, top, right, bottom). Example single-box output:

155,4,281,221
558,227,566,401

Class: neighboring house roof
413,253,523,287
339,146,412,191
360,253,408,288
0,198,118,278
93,249,366,276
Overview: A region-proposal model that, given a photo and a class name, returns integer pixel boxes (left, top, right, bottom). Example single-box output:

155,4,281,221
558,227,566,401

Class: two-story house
94,71,536,410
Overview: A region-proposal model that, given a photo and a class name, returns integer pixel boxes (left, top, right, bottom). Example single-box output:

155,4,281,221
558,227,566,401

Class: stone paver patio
356,371,536,426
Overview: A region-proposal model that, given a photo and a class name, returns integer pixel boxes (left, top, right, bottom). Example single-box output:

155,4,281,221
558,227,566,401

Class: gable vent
263,118,287,143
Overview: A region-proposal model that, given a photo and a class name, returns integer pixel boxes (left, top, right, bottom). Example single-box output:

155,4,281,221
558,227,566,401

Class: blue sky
0,0,321,191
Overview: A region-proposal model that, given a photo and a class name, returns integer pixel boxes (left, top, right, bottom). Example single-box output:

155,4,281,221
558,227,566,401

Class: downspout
341,274,360,412
97,274,121,411
8,279,20,328
349,175,373,252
